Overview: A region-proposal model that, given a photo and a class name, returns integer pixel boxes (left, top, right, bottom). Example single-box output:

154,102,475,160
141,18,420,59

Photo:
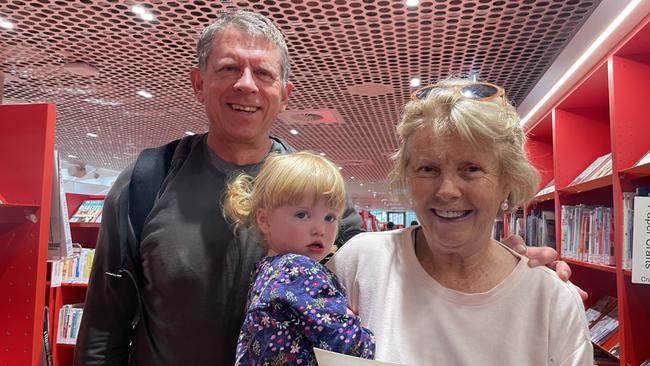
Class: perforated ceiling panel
0,0,600,209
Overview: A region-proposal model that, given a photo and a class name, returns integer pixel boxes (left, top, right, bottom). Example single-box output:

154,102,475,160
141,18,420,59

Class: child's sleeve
272,255,375,359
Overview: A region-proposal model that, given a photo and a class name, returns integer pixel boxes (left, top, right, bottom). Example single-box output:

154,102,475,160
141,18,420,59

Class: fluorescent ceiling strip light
520,0,642,127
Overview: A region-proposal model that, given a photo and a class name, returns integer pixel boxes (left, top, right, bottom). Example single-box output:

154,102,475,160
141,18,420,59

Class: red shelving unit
48,192,103,366
524,15,650,365
0,103,56,366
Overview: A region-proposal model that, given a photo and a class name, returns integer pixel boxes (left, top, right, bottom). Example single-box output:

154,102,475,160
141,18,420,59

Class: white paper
314,348,410,366
632,196,650,284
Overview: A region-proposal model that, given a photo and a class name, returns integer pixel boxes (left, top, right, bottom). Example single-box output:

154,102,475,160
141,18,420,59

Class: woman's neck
414,228,518,293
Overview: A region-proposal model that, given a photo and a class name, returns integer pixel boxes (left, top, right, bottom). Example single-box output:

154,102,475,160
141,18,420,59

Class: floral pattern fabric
235,253,375,365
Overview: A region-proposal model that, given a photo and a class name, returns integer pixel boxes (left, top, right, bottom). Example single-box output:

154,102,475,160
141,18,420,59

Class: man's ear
256,208,270,235
190,67,205,102
279,81,293,112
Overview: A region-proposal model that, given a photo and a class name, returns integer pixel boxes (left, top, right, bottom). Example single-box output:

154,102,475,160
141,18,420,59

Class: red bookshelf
48,192,103,366
524,15,650,366
0,103,56,366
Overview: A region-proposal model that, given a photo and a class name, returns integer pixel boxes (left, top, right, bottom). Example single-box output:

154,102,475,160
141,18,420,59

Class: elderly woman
328,79,592,365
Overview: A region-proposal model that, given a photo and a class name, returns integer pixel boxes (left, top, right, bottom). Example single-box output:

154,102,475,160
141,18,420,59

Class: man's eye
324,214,337,222
220,66,239,73
255,69,275,82
294,212,308,219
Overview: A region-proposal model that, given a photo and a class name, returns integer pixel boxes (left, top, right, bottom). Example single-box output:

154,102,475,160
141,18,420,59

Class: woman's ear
256,208,270,235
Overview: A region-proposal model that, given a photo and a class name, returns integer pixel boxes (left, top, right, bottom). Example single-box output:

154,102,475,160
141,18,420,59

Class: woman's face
406,131,509,254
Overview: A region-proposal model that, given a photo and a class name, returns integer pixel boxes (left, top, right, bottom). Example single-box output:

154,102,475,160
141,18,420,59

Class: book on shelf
535,179,555,197
50,246,95,286
584,296,617,329
69,199,104,223
42,306,53,366
48,151,73,260
314,348,407,366
569,153,612,186
560,205,613,265
589,304,619,346
640,358,650,366
57,303,84,345
632,192,650,284
526,210,555,249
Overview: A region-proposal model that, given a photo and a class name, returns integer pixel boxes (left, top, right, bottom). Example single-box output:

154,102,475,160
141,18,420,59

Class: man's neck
206,134,273,166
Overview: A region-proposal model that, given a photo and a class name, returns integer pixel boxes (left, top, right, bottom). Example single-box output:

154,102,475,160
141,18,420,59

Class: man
75,10,574,365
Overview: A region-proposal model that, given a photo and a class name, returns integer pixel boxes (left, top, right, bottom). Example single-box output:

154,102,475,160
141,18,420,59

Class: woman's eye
324,214,337,222
465,165,483,173
415,165,437,175
294,212,308,219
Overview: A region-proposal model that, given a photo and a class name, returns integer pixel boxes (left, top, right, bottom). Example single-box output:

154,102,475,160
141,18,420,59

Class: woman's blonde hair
223,151,347,239
389,78,540,211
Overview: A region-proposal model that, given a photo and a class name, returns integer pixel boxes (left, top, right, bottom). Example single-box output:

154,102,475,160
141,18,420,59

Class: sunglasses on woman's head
411,82,505,102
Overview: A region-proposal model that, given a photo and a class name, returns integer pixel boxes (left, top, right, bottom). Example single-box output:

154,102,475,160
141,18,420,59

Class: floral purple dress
235,253,375,365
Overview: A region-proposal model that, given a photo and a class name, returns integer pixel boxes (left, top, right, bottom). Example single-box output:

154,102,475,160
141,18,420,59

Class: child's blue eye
324,214,337,222
294,211,308,219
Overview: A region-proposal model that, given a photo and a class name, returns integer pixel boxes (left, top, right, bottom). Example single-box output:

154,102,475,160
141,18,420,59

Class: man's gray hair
196,10,290,84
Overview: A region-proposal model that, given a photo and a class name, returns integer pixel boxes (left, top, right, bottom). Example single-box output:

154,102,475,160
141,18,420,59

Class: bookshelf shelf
69,222,101,229
533,192,554,202
0,203,40,224
563,259,617,274
619,162,650,179
562,175,612,194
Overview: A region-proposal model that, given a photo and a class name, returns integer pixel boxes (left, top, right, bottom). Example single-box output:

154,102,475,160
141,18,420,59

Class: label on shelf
632,196,650,284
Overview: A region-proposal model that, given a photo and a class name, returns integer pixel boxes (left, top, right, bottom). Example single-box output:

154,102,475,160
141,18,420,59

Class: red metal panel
0,103,56,365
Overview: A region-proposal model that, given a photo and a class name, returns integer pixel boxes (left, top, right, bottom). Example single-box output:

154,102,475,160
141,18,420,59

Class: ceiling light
185,131,195,136
137,90,153,99
132,5,146,14
359,183,364,186
86,133,98,138
319,152,326,156
350,176,355,180
338,166,343,170
0,19,14,29
406,0,420,8
520,0,643,126
410,77,421,87
140,12,154,21
289,129,299,135
67,154,77,158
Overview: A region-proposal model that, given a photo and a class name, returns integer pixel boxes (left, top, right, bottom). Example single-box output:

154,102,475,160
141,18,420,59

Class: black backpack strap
129,138,181,244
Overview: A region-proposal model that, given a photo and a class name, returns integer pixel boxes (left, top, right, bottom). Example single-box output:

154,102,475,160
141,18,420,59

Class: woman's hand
502,235,588,301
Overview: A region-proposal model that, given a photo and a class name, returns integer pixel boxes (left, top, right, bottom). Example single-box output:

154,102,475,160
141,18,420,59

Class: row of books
57,303,84,345
569,153,612,187
69,199,104,223
560,205,614,266
525,210,556,248
50,247,95,287
585,296,619,348
622,188,650,271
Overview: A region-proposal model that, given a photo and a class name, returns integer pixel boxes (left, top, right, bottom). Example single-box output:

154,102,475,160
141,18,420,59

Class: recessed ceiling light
0,19,15,29
86,133,98,138
132,5,146,14
359,183,364,186
137,90,153,98
140,12,155,21
338,166,343,170
67,154,77,158
350,176,355,180
319,152,326,156
289,129,299,135
410,77,421,87
185,131,195,136
406,0,420,8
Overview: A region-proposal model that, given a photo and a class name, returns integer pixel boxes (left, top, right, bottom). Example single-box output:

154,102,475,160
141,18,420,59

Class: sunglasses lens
414,86,435,100
460,84,499,99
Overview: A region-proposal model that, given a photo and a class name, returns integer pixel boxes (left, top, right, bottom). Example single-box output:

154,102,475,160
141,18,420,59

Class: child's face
257,198,339,261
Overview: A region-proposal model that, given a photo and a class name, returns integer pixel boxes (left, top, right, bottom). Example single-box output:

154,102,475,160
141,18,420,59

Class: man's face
191,26,292,147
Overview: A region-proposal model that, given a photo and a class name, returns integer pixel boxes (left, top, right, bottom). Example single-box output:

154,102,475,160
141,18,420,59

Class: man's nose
233,68,259,93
